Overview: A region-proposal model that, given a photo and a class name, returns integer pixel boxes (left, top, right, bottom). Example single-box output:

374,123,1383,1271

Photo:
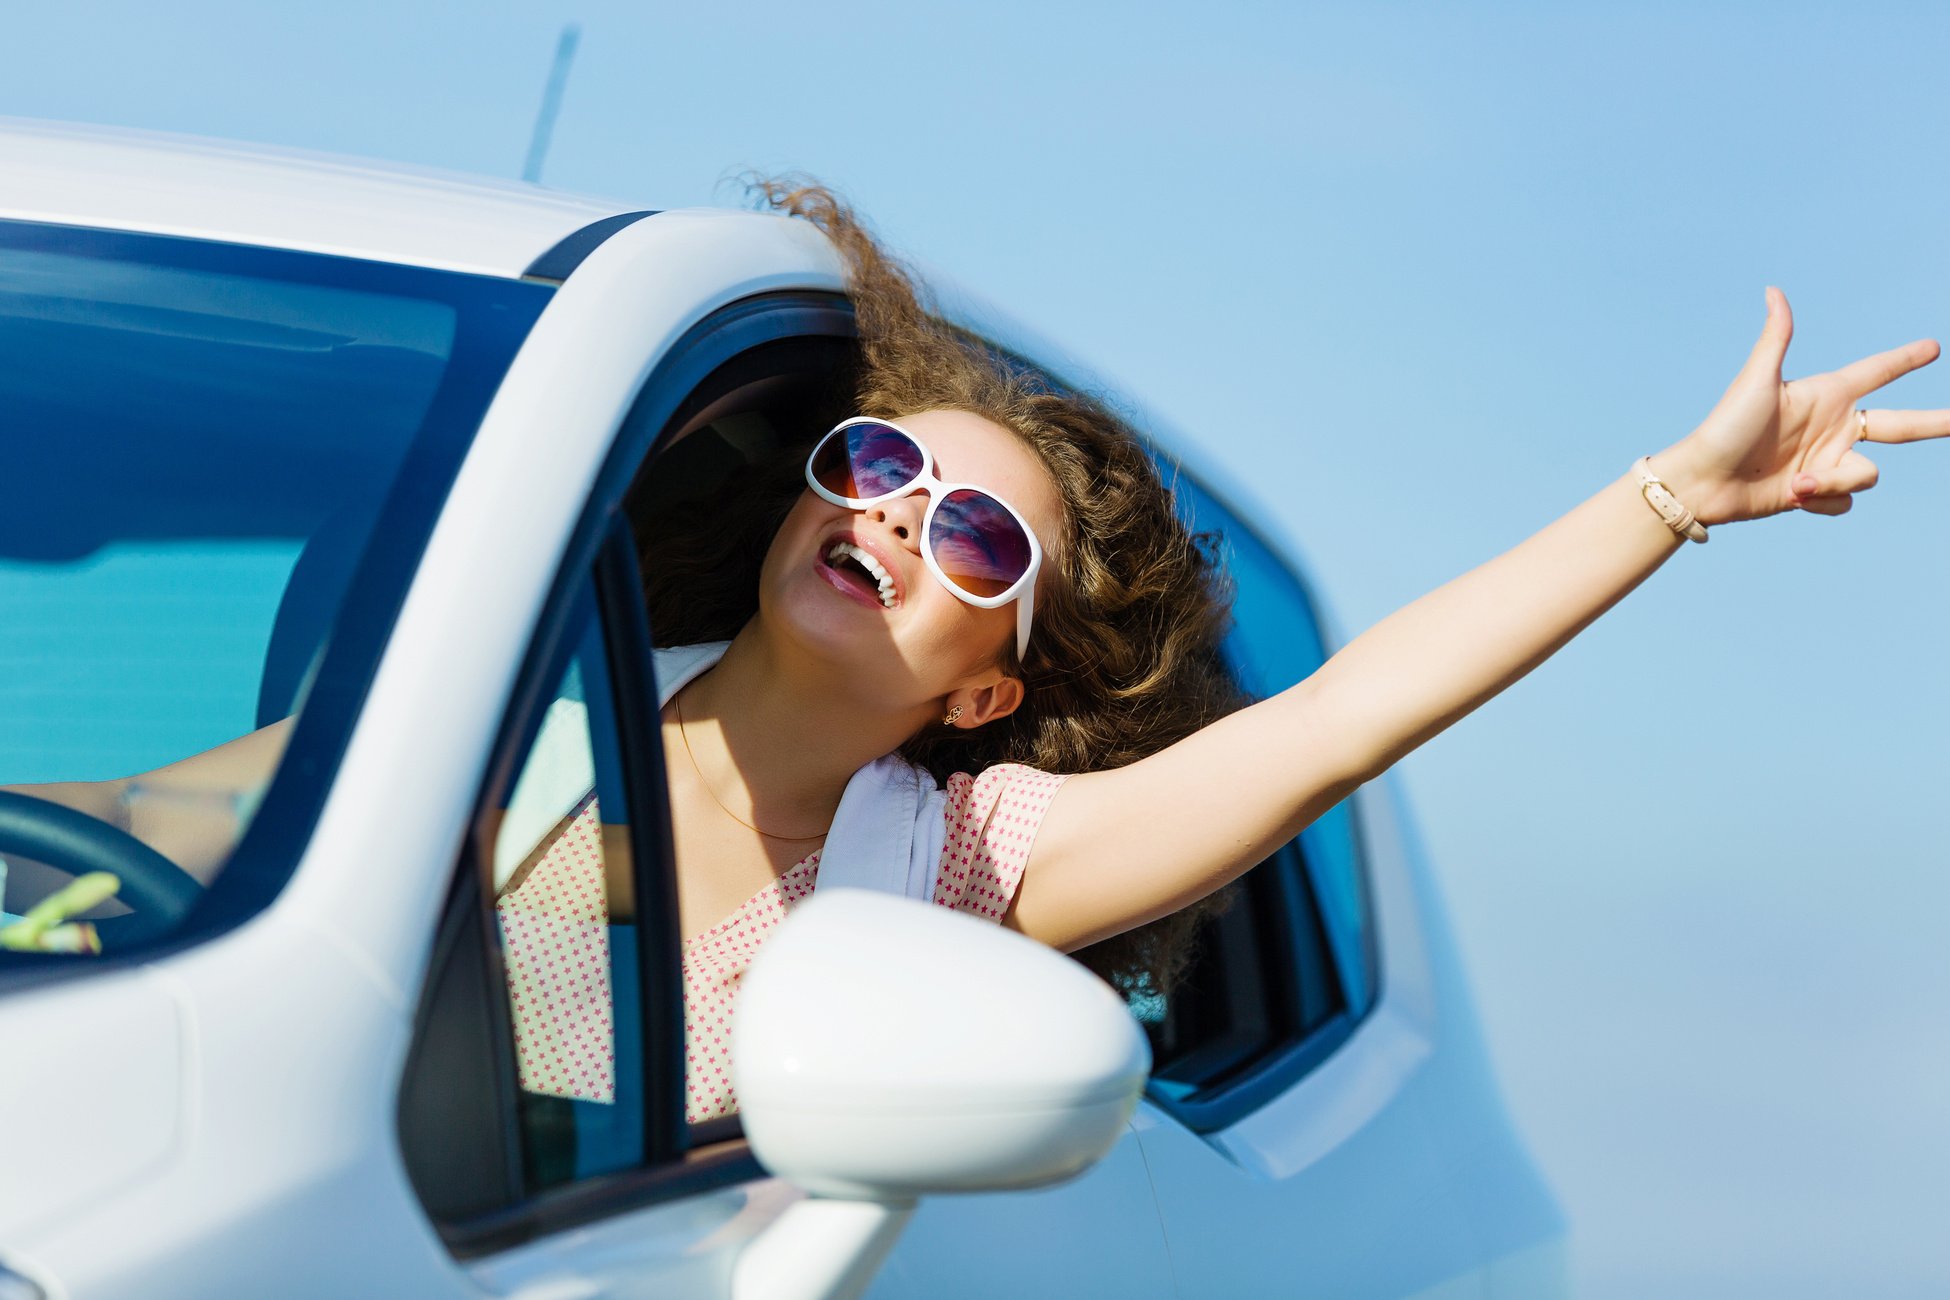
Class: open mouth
824,540,899,608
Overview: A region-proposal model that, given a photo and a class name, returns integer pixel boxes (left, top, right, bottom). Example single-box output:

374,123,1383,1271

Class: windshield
0,220,550,971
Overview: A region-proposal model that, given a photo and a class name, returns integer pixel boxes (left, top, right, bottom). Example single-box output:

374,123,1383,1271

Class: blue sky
8,3,1948,1293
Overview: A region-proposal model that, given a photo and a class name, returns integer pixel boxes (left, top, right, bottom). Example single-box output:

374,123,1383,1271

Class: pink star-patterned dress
496,763,1068,1125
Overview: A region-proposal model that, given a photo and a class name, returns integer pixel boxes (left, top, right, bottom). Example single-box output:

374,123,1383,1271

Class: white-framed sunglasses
804,416,1043,661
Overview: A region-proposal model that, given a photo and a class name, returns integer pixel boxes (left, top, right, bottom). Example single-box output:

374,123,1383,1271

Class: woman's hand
1655,287,1950,525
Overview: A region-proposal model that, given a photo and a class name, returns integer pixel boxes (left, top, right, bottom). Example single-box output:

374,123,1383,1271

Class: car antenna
522,22,582,184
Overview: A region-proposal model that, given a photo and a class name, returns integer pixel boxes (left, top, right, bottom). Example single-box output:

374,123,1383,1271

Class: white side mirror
731,889,1149,1300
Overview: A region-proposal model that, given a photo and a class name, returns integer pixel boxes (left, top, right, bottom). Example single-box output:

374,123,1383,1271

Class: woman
8,180,1946,1124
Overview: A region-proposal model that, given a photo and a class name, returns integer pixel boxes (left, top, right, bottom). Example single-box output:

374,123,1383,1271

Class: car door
394,290,860,1296
397,289,1174,1299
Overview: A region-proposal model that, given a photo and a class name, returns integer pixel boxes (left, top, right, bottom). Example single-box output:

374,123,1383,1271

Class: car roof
0,117,1321,607
0,117,643,278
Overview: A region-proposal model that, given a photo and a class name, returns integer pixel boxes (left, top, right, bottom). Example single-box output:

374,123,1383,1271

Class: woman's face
758,408,1063,706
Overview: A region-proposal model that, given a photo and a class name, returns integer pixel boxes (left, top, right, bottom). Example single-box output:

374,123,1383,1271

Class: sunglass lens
809,422,926,500
930,489,1033,598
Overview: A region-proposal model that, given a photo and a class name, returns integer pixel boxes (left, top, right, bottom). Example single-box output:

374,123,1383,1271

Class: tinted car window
0,221,549,967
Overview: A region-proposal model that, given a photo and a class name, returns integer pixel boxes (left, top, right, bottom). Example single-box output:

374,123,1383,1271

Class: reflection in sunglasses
813,423,927,499
932,490,1031,597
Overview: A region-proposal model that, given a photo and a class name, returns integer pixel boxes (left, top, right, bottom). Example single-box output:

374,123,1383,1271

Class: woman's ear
942,674,1024,729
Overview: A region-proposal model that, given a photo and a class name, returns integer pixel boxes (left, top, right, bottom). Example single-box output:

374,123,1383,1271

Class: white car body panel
864,1132,1176,1299
0,117,629,277
0,972,181,1243
465,1178,772,1299
15,919,456,1297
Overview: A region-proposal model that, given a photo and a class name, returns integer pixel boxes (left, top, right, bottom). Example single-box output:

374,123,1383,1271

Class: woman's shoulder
940,762,1071,834
932,762,1070,921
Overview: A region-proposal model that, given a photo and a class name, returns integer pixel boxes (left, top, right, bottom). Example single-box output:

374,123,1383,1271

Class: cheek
910,580,1014,666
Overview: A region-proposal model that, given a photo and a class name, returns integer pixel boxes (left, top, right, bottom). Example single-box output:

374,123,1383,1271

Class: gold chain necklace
671,690,830,842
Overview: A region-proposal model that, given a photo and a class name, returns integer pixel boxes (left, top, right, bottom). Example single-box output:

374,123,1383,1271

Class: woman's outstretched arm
1013,289,1950,953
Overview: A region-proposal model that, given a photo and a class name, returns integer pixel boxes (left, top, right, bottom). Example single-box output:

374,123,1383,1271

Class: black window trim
1152,1012,1363,1132
404,289,858,1259
1142,844,1363,1131
521,211,662,284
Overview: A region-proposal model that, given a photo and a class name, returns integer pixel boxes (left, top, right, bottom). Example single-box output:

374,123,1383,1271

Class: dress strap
820,753,945,903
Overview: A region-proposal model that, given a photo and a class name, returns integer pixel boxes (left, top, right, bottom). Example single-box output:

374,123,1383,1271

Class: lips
816,530,905,610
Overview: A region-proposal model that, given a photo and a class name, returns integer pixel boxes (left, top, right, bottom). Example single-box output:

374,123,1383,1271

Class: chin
758,579,902,666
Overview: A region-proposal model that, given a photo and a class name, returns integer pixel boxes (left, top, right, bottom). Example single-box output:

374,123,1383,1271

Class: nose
866,489,929,549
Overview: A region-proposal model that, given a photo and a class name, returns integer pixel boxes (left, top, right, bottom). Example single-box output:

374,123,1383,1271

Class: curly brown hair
634,177,1246,1000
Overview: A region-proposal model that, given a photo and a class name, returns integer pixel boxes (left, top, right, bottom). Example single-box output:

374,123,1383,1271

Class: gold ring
1856,409,1871,442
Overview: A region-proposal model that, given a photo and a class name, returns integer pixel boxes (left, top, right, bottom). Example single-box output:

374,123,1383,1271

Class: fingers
1835,337,1941,396
1792,448,1879,497
1796,493,1854,516
1743,286,1794,378
1857,407,1950,444
1791,447,1878,515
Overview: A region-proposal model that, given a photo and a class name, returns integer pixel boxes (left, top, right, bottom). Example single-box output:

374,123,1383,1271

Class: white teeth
827,542,898,608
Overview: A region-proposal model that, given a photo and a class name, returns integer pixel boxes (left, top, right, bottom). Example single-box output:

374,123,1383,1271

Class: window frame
1135,470,1381,1133
398,290,859,1257
493,549,664,1193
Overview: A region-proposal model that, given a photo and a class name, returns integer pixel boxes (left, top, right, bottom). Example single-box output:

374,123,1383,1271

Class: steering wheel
0,791,203,947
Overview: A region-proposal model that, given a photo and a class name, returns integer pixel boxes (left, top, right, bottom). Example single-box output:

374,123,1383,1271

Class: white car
0,118,1566,1299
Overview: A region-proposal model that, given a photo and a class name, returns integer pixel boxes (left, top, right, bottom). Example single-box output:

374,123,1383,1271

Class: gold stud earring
942,705,964,726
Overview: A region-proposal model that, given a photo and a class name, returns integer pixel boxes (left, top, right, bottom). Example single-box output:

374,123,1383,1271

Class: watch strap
1632,456,1708,543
